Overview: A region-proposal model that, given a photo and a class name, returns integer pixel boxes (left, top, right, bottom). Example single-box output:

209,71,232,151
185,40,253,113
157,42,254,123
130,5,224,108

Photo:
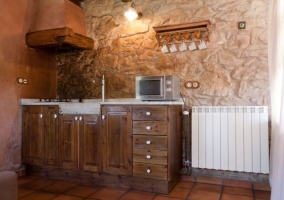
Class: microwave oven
136,75,180,101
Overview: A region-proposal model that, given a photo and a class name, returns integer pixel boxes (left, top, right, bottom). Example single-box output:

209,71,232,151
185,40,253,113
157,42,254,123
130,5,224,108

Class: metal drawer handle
54,114,57,119
75,116,78,121
79,116,83,121
146,155,151,159
147,169,151,173
146,126,151,130
146,112,151,116
146,141,151,145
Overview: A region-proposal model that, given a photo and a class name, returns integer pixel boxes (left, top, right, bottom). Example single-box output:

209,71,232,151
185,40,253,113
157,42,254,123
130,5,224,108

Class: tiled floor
18,176,271,200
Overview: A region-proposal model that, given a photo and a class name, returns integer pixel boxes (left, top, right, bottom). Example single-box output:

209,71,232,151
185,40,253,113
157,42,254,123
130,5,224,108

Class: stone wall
57,0,270,108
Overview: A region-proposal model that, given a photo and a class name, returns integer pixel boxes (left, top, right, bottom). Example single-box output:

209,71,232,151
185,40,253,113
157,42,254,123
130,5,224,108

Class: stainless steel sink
59,102,101,115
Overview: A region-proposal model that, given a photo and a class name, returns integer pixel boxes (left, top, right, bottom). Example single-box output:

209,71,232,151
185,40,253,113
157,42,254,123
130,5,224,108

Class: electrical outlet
16,77,28,85
184,81,200,89
238,21,246,29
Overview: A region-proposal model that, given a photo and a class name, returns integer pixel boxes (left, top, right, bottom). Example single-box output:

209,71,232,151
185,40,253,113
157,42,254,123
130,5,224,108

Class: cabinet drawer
133,149,167,165
132,106,168,121
133,135,167,150
133,121,167,135
133,163,167,180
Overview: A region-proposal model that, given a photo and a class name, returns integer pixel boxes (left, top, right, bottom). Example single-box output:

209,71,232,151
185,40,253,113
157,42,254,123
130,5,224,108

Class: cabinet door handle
146,112,151,116
54,114,57,119
146,141,151,145
102,115,105,120
146,155,151,159
79,116,83,121
75,116,78,121
146,126,151,130
146,169,151,173
39,114,43,118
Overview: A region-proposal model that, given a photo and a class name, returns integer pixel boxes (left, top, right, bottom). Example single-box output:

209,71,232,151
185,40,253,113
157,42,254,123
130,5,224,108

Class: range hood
26,0,94,49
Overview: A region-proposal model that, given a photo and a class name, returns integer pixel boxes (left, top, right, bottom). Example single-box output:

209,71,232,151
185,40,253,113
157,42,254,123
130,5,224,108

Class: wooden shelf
153,20,211,46
26,27,94,50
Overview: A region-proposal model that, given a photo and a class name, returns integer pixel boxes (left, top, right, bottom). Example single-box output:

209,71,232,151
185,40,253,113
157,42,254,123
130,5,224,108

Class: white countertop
20,98,184,105
20,98,184,114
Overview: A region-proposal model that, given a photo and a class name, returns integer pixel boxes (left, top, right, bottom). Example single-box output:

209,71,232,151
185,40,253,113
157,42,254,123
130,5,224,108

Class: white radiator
192,106,269,174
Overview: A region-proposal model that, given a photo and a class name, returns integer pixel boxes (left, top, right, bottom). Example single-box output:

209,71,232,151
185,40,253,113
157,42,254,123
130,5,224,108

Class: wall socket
184,81,200,89
16,77,28,85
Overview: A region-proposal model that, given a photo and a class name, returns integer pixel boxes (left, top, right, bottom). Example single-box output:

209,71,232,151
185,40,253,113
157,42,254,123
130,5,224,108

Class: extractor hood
26,0,94,49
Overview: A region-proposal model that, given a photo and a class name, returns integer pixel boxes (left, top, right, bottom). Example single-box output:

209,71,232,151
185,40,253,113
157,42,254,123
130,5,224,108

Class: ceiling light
124,3,142,21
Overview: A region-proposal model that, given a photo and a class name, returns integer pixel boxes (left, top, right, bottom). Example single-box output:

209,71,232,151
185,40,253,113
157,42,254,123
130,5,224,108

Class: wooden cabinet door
59,115,79,169
23,106,44,165
102,106,132,175
44,106,59,166
80,115,101,172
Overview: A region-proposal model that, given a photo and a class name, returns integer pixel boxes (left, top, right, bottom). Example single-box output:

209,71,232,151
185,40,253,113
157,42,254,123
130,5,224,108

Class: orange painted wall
0,0,57,170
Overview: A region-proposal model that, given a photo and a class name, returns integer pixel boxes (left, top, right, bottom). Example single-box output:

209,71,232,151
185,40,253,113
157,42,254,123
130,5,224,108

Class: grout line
117,188,131,200
184,181,196,200
219,185,224,200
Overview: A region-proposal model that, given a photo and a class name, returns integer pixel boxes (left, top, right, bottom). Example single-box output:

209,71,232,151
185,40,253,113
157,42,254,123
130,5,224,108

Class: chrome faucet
92,75,105,102
102,75,105,102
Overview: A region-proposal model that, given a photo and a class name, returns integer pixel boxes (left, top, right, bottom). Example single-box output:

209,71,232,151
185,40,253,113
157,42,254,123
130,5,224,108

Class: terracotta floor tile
223,179,252,189
42,181,78,193
221,193,254,200
18,187,36,198
223,186,253,197
160,187,190,199
20,179,57,190
254,182,271,191
119,190,155,200
187,190,220,200
52,194,85,200
18,176,40,186
19,191,58,200
64,185,101,197
180,175,195,182
88,187,127,200
193,183,222,193
196,176,222,185
254,190,271,199
175,181,194,189
153,196,183,200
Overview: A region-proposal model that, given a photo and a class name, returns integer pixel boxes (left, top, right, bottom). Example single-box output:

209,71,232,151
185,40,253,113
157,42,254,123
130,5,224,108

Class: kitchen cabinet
132,106,182,182
101,106,132,176
80,115,101,171
59,115,78,169
23,106,59,166
23,103,182,194
59,115,101,171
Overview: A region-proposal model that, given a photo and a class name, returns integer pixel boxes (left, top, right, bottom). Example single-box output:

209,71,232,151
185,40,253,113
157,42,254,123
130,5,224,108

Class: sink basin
59,102,101,115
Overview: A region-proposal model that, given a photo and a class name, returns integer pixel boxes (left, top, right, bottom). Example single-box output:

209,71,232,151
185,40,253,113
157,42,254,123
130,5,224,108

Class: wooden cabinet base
25,164,180,194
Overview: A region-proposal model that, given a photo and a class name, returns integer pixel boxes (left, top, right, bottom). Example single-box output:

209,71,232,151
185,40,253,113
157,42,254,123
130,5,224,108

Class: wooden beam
26,27,94,49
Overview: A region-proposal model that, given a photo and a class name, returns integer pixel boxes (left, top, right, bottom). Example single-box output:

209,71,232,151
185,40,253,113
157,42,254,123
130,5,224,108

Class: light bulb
124,7,138,21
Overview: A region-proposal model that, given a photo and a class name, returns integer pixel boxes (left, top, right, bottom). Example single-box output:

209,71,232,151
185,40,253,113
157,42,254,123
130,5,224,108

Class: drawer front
133,135,167,150
132,106,168,121
133,149,167,165
133,121,167,135
133,163,167,180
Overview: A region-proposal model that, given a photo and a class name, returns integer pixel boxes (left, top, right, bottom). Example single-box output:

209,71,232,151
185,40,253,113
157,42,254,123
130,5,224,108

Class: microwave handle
160,77,163,96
